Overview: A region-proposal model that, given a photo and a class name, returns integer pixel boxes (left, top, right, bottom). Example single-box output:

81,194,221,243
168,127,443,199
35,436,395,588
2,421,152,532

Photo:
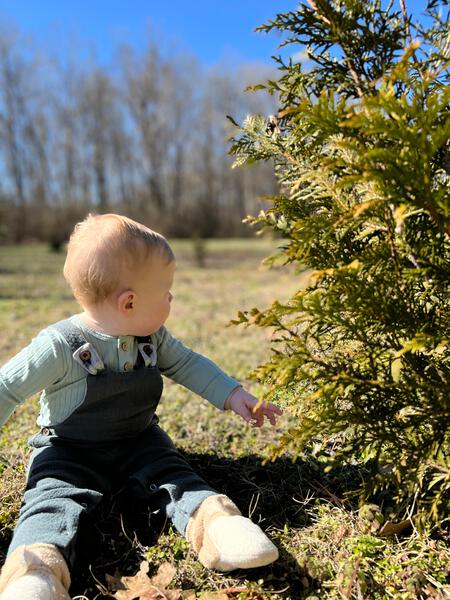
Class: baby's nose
168,292,173,303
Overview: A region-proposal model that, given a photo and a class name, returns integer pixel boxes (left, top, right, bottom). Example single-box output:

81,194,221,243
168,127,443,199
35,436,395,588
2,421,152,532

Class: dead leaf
148,563,177,592
198,588,252,600
105,572,126,592
331,525,348,544
198,592,229,600
379,519,412,537
107,561,182,600
220,588,250,597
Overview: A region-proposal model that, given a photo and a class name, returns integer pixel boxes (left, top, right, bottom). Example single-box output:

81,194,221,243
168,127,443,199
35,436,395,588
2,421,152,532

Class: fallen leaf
379,519,412,537
331,525,348,543
219,588,250,596
105,572,126,592
197,589,251,600
198,592,229,600
107,561,182,600
148,562,177,592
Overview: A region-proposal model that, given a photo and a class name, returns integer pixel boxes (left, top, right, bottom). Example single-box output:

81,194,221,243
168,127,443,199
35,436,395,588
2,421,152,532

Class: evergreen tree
230,0,450,522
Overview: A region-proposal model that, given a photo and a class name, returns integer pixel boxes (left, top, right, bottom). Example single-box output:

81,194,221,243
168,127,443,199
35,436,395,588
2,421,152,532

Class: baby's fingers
246,400,283,427
241,407,255,423
267,411,277,426
250,414,265,427
251,401,282,414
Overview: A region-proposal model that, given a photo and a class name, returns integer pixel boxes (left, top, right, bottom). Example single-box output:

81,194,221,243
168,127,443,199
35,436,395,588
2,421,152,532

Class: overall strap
50,318,104,375
51,318,89,353
136,334,157,367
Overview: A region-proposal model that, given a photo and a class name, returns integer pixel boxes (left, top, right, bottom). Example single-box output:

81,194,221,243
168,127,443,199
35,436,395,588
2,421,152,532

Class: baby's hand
224,387,283,427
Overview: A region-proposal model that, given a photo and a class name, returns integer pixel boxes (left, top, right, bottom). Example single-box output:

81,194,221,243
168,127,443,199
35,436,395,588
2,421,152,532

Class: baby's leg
0,440,111,599
122,422,218,537
123,423,278,571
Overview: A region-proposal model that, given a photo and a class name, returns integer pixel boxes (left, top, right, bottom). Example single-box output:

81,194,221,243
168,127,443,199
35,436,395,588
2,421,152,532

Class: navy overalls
7,319,217,567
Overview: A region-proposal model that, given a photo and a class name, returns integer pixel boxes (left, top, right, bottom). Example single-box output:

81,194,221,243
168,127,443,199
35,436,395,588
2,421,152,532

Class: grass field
0,240,449,600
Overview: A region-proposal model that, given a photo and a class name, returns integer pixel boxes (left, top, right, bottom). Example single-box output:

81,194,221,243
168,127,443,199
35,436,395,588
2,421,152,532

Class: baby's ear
117,289,136,313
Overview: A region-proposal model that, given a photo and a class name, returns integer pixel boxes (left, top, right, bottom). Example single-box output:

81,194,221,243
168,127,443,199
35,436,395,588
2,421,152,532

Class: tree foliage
229,0,450,523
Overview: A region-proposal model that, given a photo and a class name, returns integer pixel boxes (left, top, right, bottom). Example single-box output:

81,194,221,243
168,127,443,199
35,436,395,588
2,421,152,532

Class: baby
0,213,282,600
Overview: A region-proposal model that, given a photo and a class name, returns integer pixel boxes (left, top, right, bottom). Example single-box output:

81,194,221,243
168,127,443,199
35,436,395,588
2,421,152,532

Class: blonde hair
63,213,174,306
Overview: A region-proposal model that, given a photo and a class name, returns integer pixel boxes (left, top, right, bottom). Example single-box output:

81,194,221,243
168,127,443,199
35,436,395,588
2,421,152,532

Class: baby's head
64,213,175,335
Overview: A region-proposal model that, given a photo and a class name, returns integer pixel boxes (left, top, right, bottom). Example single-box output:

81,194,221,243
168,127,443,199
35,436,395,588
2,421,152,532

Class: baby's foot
204,514,279,571
0,572,59,600
186,494,279,572
0,544,71,600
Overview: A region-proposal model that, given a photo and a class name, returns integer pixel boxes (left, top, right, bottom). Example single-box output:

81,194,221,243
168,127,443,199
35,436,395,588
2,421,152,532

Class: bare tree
0,23,281,242
79,67,119,211
120,40,172,214
0,31,30,240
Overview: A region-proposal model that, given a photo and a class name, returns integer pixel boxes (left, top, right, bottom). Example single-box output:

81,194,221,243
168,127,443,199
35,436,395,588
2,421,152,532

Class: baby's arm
224,386,283,427
0,328,68,427
154,326,282,425
154,326,241,409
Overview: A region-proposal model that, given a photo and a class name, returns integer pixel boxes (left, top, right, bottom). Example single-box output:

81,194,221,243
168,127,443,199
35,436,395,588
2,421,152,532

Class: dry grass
0,240,448,600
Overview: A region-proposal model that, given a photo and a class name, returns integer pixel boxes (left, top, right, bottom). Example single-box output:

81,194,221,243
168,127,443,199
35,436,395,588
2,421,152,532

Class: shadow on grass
63,451,369,599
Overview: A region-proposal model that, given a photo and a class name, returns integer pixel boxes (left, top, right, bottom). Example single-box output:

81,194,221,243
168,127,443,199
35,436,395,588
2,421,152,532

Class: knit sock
0,543,71,600
205,514,279,571
0,572,57,600
185,494,279,572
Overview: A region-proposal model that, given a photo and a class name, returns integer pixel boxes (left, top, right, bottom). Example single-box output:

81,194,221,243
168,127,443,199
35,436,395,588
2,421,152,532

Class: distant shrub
230,0,450,523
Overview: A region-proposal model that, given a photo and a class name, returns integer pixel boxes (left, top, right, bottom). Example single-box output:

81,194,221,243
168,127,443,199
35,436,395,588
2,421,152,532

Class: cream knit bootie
0,543,71,600
185,494,279,571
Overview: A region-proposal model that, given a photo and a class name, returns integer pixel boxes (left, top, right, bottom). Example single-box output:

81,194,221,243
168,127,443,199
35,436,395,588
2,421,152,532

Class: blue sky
0,0,434,66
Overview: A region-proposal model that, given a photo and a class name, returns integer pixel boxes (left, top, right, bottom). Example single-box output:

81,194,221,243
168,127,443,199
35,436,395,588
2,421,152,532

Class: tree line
0,24,279,244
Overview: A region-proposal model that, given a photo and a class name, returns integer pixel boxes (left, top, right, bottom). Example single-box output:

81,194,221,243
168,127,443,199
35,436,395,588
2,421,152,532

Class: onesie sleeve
154,326,242,410
0,327,70,428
